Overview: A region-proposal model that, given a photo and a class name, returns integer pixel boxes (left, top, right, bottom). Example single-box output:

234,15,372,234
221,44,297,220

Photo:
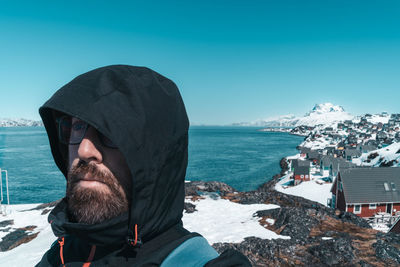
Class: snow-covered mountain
306,103,345,115
0,118,43,127
235,103,354,127
295,103,353,127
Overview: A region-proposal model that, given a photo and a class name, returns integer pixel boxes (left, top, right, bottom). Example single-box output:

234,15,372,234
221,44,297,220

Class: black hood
39,65,189,246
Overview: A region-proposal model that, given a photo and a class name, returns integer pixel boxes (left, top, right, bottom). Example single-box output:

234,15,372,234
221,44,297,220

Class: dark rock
212,237,302,266
257,174,281,192
183,202,197,213
256,207,320,241
185,181,237,197
379,159,396,167
41,209,52,215
367,152,379,160
336,210,371,228
0,219,14,228
0,227,38,251
279,158,289,174
30,199,61,210
374,232,400,264
307,238,354,265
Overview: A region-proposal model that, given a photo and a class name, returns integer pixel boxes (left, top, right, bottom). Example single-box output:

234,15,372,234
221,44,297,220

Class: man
37,65,251,266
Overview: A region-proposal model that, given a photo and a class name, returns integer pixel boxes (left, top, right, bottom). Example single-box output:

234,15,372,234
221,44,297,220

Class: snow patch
183,196,290,244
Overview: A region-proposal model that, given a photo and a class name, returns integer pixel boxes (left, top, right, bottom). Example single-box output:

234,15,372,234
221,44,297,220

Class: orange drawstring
59,236,97,267
130,224,139,246
82,245,97,267
58,237,65,267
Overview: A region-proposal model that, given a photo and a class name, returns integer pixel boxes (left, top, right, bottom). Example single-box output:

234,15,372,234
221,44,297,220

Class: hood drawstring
82,245,97,267
128,224,142,247
58,237,65,267
58,236,97,267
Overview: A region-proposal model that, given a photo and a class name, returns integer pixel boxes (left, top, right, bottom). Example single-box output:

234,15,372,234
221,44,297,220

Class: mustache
68,161,116,187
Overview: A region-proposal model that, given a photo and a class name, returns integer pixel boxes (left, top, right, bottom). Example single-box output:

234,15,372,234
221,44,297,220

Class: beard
66,161,129,224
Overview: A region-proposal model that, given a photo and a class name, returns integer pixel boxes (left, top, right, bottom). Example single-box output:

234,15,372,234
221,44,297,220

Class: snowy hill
0,118,43,127
235,103,354,127
353,142,400,167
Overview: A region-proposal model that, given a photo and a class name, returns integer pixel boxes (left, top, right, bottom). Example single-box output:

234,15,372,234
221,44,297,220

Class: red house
331,167,400,218
293,166,310,185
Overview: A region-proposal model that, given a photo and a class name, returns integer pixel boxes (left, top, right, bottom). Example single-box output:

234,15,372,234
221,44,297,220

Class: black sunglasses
56,116,118,149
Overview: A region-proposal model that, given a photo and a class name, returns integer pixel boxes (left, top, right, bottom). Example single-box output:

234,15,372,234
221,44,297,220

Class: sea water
0,126,303,204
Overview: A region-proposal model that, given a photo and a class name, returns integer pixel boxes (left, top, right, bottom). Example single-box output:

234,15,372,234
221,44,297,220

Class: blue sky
1,1,400,125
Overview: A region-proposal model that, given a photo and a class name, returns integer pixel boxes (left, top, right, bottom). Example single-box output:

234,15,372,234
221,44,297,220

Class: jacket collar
49,198,129,246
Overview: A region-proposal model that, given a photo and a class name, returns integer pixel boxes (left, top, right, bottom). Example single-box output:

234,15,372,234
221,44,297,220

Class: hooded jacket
36,65,251,266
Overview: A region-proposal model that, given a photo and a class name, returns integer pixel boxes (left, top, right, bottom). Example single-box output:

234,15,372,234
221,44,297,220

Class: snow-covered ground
300,136,333,150
275,172,332,206
0,197,289,266
366,114,390,124
0,204,54,266
183,196,289,243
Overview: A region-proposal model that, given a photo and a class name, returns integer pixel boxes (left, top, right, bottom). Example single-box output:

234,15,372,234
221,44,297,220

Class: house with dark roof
298,147,311,158
320,156,356,178
356,144,377,154
307,150,321,165
291,159,311,171
343,148,361,161
330,159,356,179
320,155,335,177
293,165,310,185
331,168,400,218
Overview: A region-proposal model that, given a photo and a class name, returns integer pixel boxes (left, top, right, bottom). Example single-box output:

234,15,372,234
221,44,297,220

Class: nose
77,126,103,164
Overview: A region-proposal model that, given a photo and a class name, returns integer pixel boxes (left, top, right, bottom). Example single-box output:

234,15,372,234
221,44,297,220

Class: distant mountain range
233,103,354,127
0,118,43,127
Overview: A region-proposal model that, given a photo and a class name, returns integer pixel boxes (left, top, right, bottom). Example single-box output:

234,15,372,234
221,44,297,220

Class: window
300,175,304,178
369,203,377,209
305,175,309,178
384,182,390,191
339,182,343,192
354,205,361,214
391,183,396,191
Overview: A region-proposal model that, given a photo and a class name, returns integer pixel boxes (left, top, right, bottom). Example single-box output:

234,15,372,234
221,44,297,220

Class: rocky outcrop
183,202,197,213
185,179,400,266
0,226,38,252
185,181,238,197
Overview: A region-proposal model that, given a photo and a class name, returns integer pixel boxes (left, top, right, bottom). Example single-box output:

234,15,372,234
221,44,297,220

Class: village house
356,144,377,154
343,148,361,161
291,158,311,171
293,165,310,185
320,156,356,179
330,168,400,218
298,147,311,158
307,150,321,165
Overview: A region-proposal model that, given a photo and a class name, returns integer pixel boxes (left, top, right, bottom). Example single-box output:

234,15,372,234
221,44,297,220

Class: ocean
0,126,303,204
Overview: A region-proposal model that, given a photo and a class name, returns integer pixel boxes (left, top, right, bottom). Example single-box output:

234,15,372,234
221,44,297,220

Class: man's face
65,117,132,224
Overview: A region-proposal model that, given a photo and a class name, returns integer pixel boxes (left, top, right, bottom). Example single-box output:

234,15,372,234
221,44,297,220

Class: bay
0,126,303,204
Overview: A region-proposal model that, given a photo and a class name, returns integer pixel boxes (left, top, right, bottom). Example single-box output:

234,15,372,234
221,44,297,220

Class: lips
76,174,105,184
